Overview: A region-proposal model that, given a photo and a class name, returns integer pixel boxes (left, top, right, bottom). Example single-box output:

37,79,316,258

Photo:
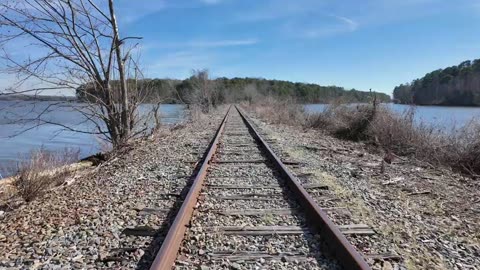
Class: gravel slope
0,108,226,269
247,110,480,270
175,109,340,270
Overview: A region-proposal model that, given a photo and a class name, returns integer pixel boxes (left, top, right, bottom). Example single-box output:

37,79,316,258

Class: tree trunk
109,0,129,144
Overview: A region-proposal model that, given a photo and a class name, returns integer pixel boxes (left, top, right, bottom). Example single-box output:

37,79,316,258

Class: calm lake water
2,101,480,178
304,104,480,130
0,101,186,178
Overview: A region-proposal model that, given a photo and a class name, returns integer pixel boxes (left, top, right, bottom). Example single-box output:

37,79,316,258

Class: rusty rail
149,106,231,270
150,105,371,270
235,105,371,270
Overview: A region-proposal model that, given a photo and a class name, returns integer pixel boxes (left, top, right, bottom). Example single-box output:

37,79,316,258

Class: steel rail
235,105,371,270
149,106,231,270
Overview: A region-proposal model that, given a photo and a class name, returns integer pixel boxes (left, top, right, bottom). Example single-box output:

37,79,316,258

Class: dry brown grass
14,148,79,202
248,98,305,126
305,104,376,141
442,120,480,176
246,99,480,176
187,104,207,122
305,104,480,176
367,107,439,157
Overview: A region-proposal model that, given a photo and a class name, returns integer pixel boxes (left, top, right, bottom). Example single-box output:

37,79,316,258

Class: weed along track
150,106,371,270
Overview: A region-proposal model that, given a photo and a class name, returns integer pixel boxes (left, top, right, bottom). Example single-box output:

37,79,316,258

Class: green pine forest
76,76,391,104
393,59,480,106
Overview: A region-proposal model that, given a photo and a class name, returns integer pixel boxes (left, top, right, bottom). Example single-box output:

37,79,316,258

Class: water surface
0,101,186,178
304,103,480,130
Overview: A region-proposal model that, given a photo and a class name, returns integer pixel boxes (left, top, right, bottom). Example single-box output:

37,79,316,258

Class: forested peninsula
77,77,390,104
393,59,480,106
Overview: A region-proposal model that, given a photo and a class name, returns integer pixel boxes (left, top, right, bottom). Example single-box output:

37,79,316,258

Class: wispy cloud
182,39,258,48
117,0,227,24
354,0,466,26
472,0,480,11
199,0,223,5
144,38,259,50
146,51,215,78
284,14,359,39
116,0,167,24
234,0,326,22
332,15,359,32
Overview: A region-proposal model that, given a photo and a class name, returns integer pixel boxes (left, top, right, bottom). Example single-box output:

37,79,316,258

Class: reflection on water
0,101,186,178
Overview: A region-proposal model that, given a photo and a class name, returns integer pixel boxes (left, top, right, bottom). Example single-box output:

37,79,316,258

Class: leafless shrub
188,104,206,122
367,107,439,156
186,69,219,113
249,97,305,125
14,148,79,202
305,104,376,141
304,107,334,130
442,120,480,176
306,104,480,176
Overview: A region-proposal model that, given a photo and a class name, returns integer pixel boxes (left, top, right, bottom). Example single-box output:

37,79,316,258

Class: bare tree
243,83,260,105
0,0,143,147
145,80,178,134
187,69,218,113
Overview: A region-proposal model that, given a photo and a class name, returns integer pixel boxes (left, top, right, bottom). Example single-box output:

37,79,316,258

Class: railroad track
149,106,371,270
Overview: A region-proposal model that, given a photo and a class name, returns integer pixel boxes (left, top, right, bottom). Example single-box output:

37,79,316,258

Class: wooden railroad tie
208,251,310,262
214,159,268,164
122,226,158,237
213,207,349,216
198,224,375,236
206,183,328,190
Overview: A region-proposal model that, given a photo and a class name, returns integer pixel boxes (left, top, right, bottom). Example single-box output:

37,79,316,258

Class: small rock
72,255,83,262
133,204,146,211
383,261,394,270
230,262,241,269
99,252,109,261
135,249,145,259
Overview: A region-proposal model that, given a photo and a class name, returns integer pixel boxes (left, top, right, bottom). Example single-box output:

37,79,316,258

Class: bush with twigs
14,148,79,202
249,98,305,126
306,103,480,176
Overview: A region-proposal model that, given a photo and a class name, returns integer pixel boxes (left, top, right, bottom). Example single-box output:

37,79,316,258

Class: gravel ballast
247,109,480,270
175,109,340,270
0,108,227,269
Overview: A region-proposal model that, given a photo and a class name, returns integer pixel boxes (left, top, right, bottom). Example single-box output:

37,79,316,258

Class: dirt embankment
249,113,480,270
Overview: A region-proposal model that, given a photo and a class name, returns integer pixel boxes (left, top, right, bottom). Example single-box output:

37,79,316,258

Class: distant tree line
393,59,480,106
77,72,391,105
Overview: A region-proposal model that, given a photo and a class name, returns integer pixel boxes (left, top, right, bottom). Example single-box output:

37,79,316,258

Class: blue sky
114,0,480,95
1,0,479,96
